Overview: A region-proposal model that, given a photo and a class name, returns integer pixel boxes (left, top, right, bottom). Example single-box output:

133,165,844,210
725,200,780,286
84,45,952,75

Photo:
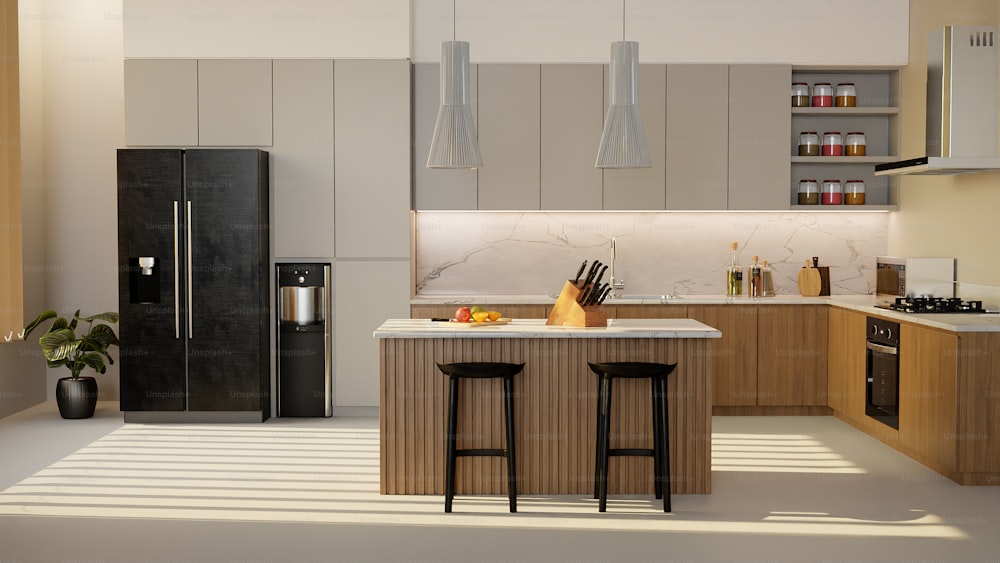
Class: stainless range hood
876,25,1000,176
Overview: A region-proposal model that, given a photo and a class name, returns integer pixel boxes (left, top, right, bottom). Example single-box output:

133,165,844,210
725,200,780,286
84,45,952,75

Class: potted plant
23,309,120,419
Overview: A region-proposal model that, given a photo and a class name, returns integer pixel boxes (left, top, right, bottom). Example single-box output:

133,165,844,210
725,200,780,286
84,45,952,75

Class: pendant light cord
453,0,457,41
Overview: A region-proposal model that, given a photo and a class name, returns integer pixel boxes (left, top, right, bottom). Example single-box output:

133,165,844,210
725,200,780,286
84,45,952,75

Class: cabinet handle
173,201,180,339
186,201,193,339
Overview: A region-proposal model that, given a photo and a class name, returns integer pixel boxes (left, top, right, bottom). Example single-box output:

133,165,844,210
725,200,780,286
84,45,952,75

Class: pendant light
427,1,482,169
595,1,651,169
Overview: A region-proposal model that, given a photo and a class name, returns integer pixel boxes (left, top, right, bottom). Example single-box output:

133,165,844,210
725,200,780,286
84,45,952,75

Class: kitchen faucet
610,237,625,298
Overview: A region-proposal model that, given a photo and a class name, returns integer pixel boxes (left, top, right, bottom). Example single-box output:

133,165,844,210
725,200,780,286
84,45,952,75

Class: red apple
454,306,471,323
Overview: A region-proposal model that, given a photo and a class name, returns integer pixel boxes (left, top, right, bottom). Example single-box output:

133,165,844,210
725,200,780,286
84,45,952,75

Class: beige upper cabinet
728,65,792,210
412,63,479,210
124,59,198,147
477,64,542,210
334,59,411,259
540,65,604,210
665,65,729,210
603,64,667,210
271,60,335,259
198,59,273,147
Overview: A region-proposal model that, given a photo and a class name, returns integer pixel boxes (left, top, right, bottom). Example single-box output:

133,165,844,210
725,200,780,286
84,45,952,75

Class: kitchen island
374,318,721,496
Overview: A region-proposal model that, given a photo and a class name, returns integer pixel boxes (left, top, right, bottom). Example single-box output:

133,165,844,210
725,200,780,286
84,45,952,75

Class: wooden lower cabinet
756,305,828,407
826,307,867,421
688,305,757,407
899,323,958,474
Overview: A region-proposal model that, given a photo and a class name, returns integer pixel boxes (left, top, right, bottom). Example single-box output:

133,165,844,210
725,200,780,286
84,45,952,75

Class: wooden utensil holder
546,280,608,327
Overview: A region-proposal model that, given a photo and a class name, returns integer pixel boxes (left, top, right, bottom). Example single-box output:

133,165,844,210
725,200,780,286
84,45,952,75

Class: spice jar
844,180,866,205
845,132,867,156
835,82,857,107
821,180,843,205
798,179,819,205
791,82,810,107
822,132,843,156
812,82,833,107
798,131,820,156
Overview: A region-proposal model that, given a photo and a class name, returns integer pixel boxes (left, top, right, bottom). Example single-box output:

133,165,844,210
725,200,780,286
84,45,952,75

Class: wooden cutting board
798,264,822,296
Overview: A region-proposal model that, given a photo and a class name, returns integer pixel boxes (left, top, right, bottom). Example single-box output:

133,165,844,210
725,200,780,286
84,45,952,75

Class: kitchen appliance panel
118,148,270,420
875,256,955,304
184,150,269,412
117,149,187,411
865,316,899,429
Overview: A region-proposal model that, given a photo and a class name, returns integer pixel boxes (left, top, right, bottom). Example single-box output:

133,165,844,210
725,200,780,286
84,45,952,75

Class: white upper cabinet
540,64,604,210
477,64,541,210
728,65,791,210
124,59,198,147
198,59,273,147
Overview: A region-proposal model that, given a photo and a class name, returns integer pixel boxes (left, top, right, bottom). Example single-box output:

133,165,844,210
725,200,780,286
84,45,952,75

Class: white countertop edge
409,295,1000,332
374,318,723,339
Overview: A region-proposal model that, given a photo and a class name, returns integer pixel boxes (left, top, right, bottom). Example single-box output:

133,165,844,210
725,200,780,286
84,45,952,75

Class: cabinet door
899,324,958,472
124,60,198,147
413,63,479,210
185,149,269,412
540,64,604,209
688,305,758,407
336,260,411,407
198,59,273,147
334,59,411,258
604,64,666,210
728,65,791,210
272,60,335,259
478,64,541,210
117,149,186,411
665,65,729,209
757,305,828,406
826,307,867,417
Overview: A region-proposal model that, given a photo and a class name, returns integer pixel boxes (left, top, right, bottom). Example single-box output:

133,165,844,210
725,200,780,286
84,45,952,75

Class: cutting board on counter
797,263,831,296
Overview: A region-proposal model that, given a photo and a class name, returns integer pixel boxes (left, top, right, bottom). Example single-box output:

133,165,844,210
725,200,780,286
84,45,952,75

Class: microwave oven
875,256,955,304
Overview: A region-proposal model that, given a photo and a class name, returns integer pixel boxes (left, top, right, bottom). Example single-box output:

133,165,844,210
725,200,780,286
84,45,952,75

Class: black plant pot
56,376,98,419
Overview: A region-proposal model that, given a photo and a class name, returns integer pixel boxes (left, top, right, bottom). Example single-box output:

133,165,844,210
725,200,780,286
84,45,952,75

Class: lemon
472,311,490,322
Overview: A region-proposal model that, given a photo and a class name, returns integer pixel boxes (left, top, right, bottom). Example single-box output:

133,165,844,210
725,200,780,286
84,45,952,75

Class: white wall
123,0,411,58
412,0,909,64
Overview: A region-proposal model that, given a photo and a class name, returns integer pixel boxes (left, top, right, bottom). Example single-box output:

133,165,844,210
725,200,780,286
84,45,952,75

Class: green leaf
39,329,81,362
76,352,107,375
67,309,81,332
23,310,57,338
81,312,119,324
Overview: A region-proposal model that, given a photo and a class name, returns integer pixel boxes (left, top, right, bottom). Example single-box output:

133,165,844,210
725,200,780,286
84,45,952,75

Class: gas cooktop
884,297,984,314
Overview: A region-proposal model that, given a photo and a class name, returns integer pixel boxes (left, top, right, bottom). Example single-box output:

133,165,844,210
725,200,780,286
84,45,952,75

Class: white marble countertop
410,294,1000,332
411,294,830,305
374,318,723,339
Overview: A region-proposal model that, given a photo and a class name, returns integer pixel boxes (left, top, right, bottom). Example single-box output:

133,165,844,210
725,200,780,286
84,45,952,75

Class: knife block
546,280,608,328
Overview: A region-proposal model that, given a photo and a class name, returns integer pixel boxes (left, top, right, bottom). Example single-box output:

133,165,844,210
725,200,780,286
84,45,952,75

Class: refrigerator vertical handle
173,201,180,339
186,201,193,339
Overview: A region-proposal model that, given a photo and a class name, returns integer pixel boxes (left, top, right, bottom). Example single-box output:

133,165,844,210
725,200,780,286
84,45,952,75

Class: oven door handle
866,341,898,355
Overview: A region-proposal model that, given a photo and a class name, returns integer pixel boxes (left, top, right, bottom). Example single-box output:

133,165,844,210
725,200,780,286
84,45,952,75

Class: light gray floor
1,401,999,562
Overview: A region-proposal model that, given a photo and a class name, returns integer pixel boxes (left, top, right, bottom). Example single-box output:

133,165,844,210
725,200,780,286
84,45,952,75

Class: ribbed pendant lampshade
427,41,482,169
595,41,651,169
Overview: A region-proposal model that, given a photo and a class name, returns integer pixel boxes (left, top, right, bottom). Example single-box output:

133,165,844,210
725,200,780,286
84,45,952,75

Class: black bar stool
588,361,677,513
436,361,524,513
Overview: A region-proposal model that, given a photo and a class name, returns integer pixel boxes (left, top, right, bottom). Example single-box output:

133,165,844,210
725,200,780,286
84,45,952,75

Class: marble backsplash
414,211,890,297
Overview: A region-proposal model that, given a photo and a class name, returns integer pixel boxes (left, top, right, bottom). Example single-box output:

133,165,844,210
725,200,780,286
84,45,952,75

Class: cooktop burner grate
888,297,983,314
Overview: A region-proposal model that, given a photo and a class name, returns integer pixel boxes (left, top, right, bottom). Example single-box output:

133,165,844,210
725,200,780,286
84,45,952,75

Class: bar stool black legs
437,362,524,513
589,361,677,513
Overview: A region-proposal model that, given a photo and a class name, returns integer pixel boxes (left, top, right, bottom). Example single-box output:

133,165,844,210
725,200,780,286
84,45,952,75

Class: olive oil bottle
726,242,743,296
748,255,763,298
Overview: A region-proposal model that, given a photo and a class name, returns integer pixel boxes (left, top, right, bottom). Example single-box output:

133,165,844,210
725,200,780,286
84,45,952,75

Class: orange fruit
487,310,502,321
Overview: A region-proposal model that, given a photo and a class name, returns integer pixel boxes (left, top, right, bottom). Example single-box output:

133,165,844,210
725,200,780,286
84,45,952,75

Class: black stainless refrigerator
117,149,271,422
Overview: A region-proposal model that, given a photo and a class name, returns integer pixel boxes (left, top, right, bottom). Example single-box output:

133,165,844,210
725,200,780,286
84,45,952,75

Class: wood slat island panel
376,319,718,496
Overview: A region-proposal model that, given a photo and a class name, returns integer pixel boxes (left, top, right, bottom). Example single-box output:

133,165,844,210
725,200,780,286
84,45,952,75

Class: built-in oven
866,316,900,429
